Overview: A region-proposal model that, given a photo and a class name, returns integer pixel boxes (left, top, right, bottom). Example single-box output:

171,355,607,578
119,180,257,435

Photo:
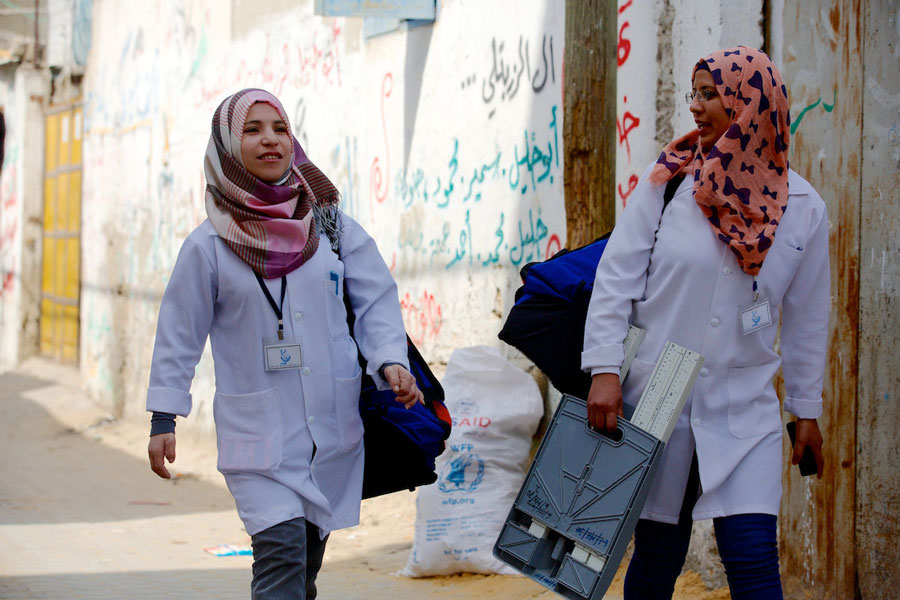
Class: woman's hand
148,432,176,479
792,418,824,479
382,364,425,409
587,373,623,432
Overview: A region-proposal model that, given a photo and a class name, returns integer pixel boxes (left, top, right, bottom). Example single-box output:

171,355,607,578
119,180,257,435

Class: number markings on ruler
631,342,704,443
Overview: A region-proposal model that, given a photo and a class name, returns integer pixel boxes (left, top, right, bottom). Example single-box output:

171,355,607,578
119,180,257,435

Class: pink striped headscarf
204,88,339,278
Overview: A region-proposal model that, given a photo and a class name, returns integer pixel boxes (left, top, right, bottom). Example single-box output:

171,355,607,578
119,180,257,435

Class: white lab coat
582,166,830,523
147,215,408,536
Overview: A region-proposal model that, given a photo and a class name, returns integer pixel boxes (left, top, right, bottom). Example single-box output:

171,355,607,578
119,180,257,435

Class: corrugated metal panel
857,1,900,597
778,1,862,598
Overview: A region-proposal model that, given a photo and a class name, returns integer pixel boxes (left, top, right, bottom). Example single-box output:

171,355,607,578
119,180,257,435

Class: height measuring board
630,341,704,443
494,331,705,600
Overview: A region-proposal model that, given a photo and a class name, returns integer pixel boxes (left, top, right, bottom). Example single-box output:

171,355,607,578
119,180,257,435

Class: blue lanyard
254,273,287,340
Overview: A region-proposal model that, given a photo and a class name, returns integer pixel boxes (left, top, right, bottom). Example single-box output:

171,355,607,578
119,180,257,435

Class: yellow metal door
40,104,82,363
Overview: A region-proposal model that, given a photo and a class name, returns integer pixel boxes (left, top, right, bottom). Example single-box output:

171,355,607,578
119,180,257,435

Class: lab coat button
308,416,315,424
293,311,303,321
699,367,709,377
302,366,311,375
722,267,732,276
710,317,720,327
692,418,702,427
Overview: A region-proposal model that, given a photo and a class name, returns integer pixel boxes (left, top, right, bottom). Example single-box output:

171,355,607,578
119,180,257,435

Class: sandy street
0,358,728,599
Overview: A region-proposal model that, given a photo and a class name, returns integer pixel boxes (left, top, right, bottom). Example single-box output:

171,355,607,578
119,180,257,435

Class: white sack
402,345,543,576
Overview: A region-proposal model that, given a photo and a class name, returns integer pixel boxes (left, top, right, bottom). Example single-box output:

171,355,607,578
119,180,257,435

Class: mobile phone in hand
786,421,817,477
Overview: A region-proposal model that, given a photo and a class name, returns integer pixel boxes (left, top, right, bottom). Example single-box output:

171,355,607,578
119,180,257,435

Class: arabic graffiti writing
196,20,344,109
790,90,836,135
444,206,551,270
400,289,443,346
510,104,560,194
395,104,561,210
508,207,551,267
370,73,393,220
889,110,900,147
616,0,643,208
546,233,562,259
461,34,558,119
327,135,360,221
397,202,555,271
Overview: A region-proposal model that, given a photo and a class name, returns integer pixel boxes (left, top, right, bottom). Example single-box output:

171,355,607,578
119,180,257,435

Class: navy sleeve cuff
378,361,403,379
150,412,176,436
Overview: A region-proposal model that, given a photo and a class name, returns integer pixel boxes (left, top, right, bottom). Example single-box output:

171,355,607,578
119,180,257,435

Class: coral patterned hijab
204,88,339,278
651,46,790,276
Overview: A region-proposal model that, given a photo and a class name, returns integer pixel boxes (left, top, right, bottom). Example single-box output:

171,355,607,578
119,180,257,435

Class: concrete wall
78,0,567,418
0,64,48,372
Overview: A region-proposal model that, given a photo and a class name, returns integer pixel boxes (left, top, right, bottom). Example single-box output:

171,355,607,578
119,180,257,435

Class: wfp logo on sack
438,447,485,493
452,398,492,428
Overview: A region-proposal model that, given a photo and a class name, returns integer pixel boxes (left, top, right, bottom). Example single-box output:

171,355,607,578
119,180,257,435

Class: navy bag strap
663,173,685,212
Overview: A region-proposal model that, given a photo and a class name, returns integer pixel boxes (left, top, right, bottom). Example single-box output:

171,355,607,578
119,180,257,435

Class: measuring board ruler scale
494,333,705,600
630,341,704,443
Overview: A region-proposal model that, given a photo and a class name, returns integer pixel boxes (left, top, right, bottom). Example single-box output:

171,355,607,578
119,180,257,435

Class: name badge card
263,337,302,371
739,298,773,335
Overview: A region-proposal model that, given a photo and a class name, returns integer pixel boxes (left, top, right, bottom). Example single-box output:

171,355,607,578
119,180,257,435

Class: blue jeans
624,458,783,600
250,517,329,600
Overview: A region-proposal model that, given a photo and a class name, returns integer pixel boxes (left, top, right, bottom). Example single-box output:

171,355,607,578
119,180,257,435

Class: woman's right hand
587,372,624,432
148,432,176,479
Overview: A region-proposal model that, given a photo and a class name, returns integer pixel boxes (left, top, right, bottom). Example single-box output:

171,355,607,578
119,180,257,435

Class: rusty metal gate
40,102,83,363
778,2,900,598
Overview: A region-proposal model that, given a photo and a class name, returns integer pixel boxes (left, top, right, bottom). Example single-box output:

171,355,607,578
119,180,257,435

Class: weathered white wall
0,65,48,372
79,0,566,419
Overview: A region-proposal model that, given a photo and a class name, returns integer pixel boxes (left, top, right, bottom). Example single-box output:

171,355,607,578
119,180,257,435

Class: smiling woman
688,68,730,153
240,103,293,182
145,88,424,600
582,47,830,600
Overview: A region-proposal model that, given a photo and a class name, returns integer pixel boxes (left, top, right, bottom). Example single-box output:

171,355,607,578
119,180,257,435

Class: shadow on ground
0,370,234,526
0,569,251,600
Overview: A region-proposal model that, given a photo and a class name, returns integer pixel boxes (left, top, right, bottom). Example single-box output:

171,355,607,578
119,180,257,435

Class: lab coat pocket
323,260,350,339
727,365,782,438
214,388,284,473
334,372,363,452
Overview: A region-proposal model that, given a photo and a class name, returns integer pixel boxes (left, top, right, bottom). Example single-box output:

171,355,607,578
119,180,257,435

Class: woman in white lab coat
146,88,421,599
582,47,828,600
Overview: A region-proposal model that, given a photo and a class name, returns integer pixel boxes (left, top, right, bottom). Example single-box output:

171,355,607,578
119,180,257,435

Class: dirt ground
0,358,730,599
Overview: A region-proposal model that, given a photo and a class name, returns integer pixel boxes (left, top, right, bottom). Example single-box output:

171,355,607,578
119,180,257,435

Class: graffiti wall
0,65,47,372
0,66,20,370
79,0,566,419
77,0,771,426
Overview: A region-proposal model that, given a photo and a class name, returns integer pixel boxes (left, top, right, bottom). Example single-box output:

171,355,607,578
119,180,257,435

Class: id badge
263,337,302,371
739,298,773,335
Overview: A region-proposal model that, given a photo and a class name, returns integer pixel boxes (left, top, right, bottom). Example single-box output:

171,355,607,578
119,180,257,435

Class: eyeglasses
685,89,718,104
